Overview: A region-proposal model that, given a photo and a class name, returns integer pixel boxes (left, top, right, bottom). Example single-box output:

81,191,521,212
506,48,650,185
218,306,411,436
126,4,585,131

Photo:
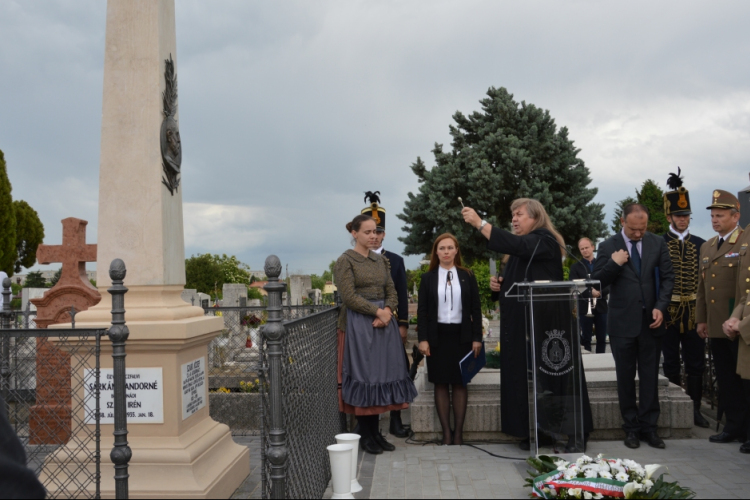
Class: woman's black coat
417,267,483,346
487,227,593,438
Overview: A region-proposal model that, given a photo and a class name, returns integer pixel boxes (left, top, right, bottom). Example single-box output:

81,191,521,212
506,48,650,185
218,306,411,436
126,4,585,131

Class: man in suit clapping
593,203,675,450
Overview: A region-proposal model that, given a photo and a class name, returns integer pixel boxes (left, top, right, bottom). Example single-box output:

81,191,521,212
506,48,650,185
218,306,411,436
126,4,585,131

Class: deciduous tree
13,200,44,273
185,253,252,298
398,87,606,262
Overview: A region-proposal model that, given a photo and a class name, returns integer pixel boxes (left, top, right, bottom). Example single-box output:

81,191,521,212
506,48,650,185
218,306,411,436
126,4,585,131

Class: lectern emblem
541,329,571,374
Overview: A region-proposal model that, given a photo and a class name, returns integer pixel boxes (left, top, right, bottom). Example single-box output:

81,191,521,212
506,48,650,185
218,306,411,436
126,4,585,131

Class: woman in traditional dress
335,214,418,455
417,233,483,445
462,199,593,451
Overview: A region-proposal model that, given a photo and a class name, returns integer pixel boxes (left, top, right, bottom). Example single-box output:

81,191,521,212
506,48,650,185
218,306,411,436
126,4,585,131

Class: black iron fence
1,327,105,499
203,304,334,390
0,260,131,499
258,256,344,499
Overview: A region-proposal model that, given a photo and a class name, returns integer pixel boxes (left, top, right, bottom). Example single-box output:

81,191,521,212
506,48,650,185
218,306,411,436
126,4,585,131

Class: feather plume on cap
666,167,683,190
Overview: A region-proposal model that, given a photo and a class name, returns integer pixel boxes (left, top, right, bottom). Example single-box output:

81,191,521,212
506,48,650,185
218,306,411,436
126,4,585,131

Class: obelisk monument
68,0,250,497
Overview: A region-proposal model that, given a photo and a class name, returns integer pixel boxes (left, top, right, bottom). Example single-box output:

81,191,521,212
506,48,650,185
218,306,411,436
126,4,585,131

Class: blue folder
459,343,486,385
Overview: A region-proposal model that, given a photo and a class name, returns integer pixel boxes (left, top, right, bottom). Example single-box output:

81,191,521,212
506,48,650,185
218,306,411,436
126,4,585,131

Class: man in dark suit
570,237,609,353
593,203,674,449
362,192,411,438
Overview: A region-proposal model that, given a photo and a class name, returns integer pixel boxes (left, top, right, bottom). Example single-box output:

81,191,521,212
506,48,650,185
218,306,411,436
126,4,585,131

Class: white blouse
437,266,462,324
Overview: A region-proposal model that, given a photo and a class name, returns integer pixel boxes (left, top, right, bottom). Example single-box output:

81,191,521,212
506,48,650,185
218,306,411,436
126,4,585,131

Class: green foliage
636,179,668,234
49,268,62,288
11,283,22,296
0,150,17,275
185,253,252,298
406,265,429,296
611,180,668,236
90,279,97,288
13,200,44,273
310,274,326,291
24,271,47,288
611,196,637,234
467,260,496,313
247,286,264,300
398,87,607,262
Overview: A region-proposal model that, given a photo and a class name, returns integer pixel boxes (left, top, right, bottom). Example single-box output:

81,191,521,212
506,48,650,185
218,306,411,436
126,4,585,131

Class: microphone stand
545,234,598,316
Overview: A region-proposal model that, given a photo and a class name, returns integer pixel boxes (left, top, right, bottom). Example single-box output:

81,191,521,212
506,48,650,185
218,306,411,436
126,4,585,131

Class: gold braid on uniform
666,237,699,333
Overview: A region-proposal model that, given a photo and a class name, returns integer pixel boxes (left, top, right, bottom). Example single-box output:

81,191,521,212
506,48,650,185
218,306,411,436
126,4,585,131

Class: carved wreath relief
161,54,181,195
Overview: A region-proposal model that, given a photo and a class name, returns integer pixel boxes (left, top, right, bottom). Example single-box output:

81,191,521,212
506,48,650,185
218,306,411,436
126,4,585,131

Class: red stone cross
36,218,97,287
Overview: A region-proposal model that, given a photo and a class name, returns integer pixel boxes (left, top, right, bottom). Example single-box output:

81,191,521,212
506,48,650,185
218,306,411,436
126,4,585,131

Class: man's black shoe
709,431,743,443
740,441,750,454
694,410,710,429
373,431,396,452
360,435,383,455
389,411,410,438
624,432,640,449
641,431,665,449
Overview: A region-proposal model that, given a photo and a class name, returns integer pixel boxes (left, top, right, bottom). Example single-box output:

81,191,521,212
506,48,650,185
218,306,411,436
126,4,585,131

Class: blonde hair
510,198,565,255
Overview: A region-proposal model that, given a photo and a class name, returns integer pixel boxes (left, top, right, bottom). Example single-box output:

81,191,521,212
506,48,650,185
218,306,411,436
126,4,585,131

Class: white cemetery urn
335,433,363,493
327,444,355,499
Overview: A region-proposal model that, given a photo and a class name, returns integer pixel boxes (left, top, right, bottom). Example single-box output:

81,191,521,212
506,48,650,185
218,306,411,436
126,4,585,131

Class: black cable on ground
403,433,527,460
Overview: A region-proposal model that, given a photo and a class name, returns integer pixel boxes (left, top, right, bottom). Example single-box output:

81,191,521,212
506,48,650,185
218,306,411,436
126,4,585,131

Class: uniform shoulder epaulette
730,229,742,245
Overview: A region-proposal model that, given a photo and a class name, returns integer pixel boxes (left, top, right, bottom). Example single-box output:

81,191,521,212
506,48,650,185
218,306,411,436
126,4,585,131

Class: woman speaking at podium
462,199,593,452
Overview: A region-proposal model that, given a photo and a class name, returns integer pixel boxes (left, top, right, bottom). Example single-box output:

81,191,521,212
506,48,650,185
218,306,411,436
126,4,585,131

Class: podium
506,279,599,456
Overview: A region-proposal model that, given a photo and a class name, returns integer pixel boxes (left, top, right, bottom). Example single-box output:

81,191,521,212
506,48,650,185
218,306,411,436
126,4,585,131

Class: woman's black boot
372,416,396,451
359,417,383,455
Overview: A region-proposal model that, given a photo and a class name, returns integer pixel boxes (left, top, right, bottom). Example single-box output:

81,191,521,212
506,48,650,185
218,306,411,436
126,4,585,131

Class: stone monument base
410,353,693,441
47,311,250,499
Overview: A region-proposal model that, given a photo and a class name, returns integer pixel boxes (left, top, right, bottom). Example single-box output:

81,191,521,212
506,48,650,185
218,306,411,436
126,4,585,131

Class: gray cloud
2,0,749,276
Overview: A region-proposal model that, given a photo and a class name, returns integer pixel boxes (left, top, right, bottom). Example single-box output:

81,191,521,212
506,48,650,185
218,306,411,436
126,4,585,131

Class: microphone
544,234,599,312
523,239,542,283
544,234,592,280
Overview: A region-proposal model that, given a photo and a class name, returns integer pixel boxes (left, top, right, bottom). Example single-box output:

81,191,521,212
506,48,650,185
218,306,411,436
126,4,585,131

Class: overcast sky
2,0,750,277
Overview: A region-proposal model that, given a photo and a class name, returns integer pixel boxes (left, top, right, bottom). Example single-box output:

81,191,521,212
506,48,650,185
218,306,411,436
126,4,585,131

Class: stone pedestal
410,353,694,441
47,0,249,497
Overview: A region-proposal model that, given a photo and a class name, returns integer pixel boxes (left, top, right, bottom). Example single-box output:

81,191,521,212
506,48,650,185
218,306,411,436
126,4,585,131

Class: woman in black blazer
417,233,483,445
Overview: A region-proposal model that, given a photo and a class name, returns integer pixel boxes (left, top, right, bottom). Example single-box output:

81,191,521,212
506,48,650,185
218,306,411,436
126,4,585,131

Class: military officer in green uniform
660,169,709,428
722,228,750,454
696,189,748,443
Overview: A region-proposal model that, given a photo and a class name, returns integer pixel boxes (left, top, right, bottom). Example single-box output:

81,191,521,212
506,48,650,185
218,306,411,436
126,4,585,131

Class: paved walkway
232,429,750,499
352,436,750,499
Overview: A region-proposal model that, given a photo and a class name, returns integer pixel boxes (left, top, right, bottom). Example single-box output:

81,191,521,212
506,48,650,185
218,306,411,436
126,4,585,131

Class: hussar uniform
696,190,749,442
660,170,708,428
728,228,750,452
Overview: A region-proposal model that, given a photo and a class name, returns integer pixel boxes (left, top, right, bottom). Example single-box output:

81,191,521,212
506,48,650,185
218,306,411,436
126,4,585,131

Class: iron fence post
1,278,11,417
262,255,288,499
107,259,131,499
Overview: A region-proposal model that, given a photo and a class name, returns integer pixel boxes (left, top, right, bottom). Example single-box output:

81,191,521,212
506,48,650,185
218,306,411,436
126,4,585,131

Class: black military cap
663,167,692,216
362,191,386,232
